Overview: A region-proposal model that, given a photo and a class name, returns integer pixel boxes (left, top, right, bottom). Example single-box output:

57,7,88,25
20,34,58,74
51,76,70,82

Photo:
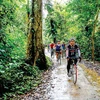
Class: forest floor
14,49,100,100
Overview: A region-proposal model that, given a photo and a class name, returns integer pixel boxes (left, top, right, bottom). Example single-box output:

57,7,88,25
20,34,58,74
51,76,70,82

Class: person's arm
77,47,81,62
76,44,81,57
53,44,56,49
60,45,62,51
66,47,69,58
78,49,81,57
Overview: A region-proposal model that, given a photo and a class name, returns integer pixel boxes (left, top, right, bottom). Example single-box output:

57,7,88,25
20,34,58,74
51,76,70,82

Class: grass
79,63,100,93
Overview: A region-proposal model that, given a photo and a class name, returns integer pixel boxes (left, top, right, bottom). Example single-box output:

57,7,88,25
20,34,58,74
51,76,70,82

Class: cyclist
55,41,62,61
50,42,55,57
61,42,66,58
66,39,81,76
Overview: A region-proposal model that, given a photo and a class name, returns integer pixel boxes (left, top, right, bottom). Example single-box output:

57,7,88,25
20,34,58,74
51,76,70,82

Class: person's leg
56,52,58,60
51,49,54,57
51,48,52,57
67,59,71,73
64,50,66,58
52,49,54,57
74,59,77,65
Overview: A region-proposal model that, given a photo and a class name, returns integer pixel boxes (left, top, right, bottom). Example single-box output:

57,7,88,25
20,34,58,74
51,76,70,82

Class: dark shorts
56,51,61,54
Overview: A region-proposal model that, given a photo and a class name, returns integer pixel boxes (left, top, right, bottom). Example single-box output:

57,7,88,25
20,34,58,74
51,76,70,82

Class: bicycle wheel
57,53,61,64
72,65,77,84
62,50,66,58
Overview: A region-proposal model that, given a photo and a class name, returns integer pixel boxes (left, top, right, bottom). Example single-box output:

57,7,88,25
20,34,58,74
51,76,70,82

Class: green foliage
0,0,27,61
0,0,43,99
0,0,100,99
46,56,53,68
94,31,100,61
66,0,100,60
44,0,100,61
0,62,42,99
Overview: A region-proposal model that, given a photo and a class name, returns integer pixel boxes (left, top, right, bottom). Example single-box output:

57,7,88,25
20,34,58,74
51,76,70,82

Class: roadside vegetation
0,0,100,99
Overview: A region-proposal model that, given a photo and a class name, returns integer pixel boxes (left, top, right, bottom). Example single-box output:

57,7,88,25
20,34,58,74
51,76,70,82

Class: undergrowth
79,63,100,89
0,60,42,100
0,56,52,100
46,56,53,68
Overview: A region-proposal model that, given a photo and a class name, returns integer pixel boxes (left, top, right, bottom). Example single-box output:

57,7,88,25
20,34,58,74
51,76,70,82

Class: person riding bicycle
50,42,55,57
66,39,81,76
55,41,62,61
62,42,66,58
62,42,66,49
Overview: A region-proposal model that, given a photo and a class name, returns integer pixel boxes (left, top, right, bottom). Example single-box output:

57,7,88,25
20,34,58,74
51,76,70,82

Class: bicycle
68,57,78,84
56,51,61,65
62,49,66,58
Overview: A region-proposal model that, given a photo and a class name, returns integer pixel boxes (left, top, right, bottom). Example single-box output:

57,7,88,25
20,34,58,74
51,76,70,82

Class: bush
0,60,42,99
46,56,53,68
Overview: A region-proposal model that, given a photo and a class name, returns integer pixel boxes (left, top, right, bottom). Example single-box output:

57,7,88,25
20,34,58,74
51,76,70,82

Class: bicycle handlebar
68,57,78,59
67,57,81,62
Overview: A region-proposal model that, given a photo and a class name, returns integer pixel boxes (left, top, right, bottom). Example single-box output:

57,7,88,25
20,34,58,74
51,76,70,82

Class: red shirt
50,43,54,49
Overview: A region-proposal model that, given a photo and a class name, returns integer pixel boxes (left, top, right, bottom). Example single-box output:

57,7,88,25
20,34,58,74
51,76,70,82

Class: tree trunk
26,0,30,35
26,0,35,65
91,9,99,63
54,37,56,43
27,0,47,69
33,0,47,70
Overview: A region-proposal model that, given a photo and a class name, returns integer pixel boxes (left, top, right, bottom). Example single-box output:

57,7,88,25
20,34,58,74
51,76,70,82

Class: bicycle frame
70,58,78,84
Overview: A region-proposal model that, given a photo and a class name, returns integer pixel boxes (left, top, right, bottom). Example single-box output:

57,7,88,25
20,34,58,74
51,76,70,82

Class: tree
26,0,30,35
27,0,47,69
34,0,47,70
50,19,57,43
45,2,68,43
45,1,57,43
26,0,35,65
44,0,100,61
91,9,100,62
66,0,100,61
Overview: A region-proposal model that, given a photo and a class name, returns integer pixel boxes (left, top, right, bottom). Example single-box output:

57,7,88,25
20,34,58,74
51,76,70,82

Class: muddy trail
17,49,100,100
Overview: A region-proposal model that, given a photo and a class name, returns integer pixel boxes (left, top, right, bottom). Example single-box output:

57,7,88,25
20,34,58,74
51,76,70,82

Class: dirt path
44,49,100,100
17,50,100,100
